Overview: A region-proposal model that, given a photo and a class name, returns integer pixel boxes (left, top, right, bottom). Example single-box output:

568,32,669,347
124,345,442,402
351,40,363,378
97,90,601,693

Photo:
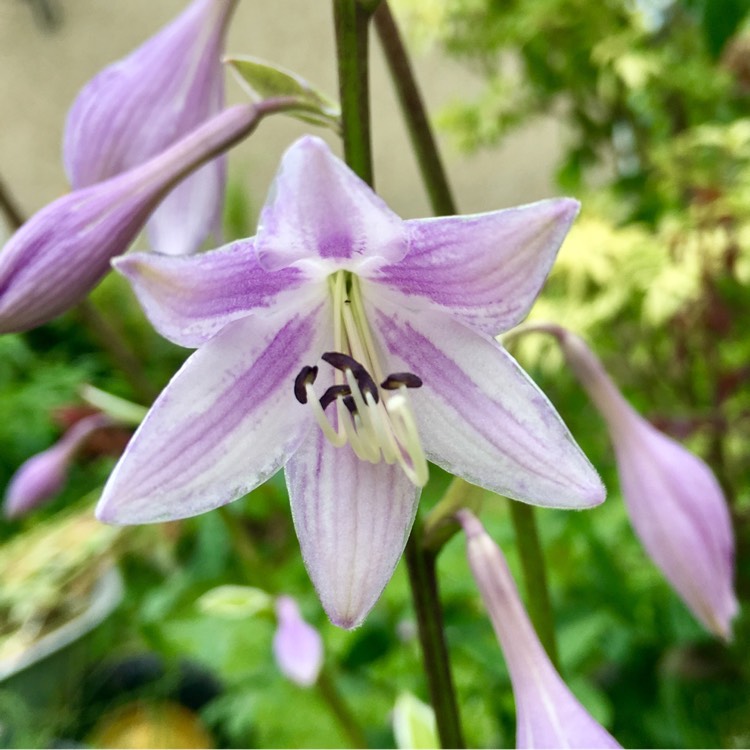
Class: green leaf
197,585,274,620
227,56,341,130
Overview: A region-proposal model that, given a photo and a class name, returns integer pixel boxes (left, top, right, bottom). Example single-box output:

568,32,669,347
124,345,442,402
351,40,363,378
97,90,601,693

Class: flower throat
294,271,428,486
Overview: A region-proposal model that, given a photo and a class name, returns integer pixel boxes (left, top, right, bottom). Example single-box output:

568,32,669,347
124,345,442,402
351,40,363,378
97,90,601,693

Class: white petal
369,199,578,334
366,288,604,509
285,427,420,629
97,297,330,524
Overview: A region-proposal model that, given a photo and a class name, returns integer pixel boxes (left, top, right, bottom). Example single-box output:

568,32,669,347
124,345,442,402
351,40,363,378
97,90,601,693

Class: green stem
508,501,559,668
333,3,462,743
0,173,25,231
333,0,374,185
317,668,369,748
373,2,457,216
404,519,465,748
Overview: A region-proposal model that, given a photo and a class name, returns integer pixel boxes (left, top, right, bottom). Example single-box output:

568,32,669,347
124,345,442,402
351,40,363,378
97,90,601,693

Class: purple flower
4,414,109,519
0,104,262,334
96,136,604,628
457,510,621,750
557,330,738,639
64,0,237,256
272,596,324,687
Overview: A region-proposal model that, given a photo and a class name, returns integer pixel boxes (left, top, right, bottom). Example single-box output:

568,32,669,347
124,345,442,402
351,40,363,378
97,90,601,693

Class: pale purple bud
272,596,323,687
457,510,621,750
4,414,109,518
559,331,738,640
0,104,261,333
64,0,238,256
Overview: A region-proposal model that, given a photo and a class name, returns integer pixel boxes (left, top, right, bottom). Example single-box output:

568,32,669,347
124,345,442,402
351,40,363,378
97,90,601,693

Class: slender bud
64,0,239,256
457,510,621,750
558,331,738,640
272,596,323,687
0,105,261,333
4,414,109,518
392,692,438,750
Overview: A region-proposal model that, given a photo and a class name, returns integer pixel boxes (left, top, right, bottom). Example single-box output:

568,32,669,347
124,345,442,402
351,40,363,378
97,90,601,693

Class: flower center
294,271,429,487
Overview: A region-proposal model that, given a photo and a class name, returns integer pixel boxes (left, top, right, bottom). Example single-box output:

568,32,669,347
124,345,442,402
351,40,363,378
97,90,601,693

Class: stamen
305,382,346,447
294,365,318,404
322,351,379,403
381,372,423,390
319,384,351,411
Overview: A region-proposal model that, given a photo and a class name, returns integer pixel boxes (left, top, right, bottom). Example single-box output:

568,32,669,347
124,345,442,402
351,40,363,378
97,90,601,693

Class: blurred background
1,0,749,747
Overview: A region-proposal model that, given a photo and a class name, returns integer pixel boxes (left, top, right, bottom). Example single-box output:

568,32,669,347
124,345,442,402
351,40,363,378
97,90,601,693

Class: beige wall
0,0,564,238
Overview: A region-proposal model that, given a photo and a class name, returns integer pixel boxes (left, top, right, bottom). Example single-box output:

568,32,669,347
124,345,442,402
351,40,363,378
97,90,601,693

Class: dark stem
0,173,25,231
508,501,560,668
373,2,457,216
317,668,369,748
333,0,374,185
75,299,159,404
404,520,465,748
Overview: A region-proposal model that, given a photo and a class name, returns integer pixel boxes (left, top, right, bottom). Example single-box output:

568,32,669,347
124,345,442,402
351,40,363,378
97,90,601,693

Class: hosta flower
64,0,237,256
96,136,604,628
457,510,621,749
4,414,109,518
0,104,262,333
557,330,738,639
272,596,324,686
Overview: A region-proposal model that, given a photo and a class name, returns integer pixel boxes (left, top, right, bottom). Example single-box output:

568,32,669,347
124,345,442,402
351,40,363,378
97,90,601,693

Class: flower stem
0,173,25,231
373,2,457,216
404,518,465,748
333,0,375,185
317,667,369,748
507,501,560,668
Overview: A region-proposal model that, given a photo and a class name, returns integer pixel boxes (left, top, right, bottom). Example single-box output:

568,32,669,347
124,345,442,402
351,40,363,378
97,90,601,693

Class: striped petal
285,426,420,629
369,199,578,336
64,0,236,255
113,240,314,347
366,288,604,509
255,136,408,272
96,296,330,524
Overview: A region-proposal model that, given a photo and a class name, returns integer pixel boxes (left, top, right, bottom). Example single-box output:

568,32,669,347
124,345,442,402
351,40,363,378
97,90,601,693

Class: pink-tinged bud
457,510,621,750
558,331,738,640
64,0,238,256
0,104,260,333
4,414,109,518
272,596,323,687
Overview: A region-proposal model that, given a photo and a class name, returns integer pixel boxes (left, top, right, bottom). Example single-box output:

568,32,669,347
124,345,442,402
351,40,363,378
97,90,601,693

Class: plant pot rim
0,566,124,681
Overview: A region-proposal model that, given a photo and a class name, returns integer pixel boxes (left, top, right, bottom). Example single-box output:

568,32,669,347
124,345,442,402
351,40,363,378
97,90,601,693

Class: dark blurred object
21,0,63,31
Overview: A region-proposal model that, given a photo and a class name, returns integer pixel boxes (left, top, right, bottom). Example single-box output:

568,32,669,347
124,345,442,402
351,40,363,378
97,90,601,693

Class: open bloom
96,136,604,628
272,596,324,687
558,330,738,639
0,105,262,333
457,510,621,749
64,0,237,256
4,414,110,518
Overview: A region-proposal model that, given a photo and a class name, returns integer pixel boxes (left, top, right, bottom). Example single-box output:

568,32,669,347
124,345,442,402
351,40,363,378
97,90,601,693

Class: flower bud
64,0,238,256
0,105,260,333
559,331,738,640
272,596,323,687
457,510,620,749
4,414,109,518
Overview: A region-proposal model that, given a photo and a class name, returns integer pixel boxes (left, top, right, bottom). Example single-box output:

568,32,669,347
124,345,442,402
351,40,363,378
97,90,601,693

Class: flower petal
255,136,408,272
458,510,621,749
113,240,313,347
96,297,330,524
369,199,579,335
272,596,324,687
285,427,420,629
366,289,604,509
